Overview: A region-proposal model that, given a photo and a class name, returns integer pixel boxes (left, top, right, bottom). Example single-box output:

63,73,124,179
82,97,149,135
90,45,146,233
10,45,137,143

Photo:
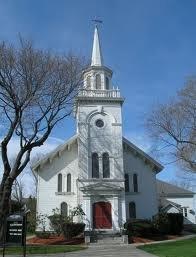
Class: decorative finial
92,18,103,26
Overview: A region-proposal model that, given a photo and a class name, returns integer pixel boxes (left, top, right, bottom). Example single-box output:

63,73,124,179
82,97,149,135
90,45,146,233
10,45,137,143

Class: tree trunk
0,177,13,243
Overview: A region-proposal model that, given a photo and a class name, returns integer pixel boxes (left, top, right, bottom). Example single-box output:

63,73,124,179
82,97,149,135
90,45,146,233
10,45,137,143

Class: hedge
62,223,85,239
153,213,183,235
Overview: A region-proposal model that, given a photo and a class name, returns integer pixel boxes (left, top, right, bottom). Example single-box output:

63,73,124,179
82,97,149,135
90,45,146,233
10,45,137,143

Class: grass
138,237,196,257
0,245,86,255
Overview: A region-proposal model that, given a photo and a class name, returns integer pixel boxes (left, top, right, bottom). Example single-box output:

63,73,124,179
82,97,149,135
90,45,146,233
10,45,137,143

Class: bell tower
76,25,126,231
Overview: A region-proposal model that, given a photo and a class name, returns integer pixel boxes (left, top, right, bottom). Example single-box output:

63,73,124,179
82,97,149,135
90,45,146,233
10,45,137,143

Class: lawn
138,237,196,257
0,245,86,255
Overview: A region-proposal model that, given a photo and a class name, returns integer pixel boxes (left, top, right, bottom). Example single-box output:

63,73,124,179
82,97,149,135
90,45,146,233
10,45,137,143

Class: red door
93,202,112,229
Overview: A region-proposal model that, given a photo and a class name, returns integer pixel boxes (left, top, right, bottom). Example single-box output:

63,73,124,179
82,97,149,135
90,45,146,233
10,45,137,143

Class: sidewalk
4,234,196,257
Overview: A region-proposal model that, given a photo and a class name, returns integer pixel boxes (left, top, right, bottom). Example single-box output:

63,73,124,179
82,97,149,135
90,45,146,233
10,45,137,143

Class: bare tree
0,39,84,240
11,178,26,206
169,179,191,190
146,78,196,173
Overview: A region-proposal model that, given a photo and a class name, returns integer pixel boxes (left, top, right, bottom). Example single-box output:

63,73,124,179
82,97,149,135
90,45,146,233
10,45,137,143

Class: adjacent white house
33,26,163,232
157,180,196,224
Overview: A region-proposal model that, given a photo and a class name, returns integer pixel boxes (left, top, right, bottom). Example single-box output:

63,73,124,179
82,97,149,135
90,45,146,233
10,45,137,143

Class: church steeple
91,26,103,66
82,25,115,91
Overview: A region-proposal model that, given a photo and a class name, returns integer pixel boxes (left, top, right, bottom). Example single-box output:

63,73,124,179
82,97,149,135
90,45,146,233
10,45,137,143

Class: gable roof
31,134,78,171
32,134,163,173
159,199,182,212
123,137,163,173
157,180,194,196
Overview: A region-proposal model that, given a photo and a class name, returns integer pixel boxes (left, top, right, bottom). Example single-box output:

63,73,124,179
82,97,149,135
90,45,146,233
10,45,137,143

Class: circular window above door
95,119,104,128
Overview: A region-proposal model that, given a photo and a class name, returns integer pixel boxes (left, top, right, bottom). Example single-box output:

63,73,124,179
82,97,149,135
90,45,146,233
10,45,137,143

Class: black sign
6,214,25,246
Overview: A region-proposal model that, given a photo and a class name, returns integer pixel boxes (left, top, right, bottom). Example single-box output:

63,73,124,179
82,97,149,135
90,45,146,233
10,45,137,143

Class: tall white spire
91,26,103,66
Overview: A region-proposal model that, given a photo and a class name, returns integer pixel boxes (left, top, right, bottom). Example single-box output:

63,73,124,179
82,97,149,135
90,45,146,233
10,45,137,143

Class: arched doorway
93,202,112,229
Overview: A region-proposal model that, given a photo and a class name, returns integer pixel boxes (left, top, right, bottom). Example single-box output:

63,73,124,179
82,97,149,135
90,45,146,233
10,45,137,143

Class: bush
27,212,36,233
48,214,71,236
62,223,85,239
168,213,183,234
184,224,196,233
124,219,154,237
152,213,171,234
153,213,183,235
35,231,51,239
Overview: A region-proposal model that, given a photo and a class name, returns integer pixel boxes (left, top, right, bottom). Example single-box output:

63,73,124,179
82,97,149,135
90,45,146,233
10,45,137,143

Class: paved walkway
70,244,157,257
8,234,196,257
10,244,157,257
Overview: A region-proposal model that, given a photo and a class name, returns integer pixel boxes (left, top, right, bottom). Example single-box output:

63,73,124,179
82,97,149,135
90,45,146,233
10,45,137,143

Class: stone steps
95,236,123,245
85,231,128,244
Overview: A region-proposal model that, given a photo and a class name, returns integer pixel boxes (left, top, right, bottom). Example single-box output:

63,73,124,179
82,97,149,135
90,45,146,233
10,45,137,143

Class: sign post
2,212,28,257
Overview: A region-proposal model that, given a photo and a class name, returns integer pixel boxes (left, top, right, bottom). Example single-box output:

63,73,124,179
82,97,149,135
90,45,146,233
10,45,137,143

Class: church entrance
93,202,112,229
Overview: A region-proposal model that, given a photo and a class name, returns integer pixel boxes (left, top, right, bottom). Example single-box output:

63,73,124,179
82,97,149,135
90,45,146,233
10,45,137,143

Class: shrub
36,213,48,232
27,212,36,233
62,223,85,239
184,224,196,233
153,213,183,235
153,213,171,234
48,214,71,236
124,219,154,237
48,208,72,236
167,213,183,234
35,231,51,239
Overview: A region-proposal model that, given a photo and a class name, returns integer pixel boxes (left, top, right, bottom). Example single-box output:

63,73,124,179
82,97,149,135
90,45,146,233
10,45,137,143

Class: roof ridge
32,134,78,170
157,179,194,194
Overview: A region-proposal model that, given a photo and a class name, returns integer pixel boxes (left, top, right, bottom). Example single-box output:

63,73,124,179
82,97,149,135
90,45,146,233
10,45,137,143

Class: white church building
33,26,163,232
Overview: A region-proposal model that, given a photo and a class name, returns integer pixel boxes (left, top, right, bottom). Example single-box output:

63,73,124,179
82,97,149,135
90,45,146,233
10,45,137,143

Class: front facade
34,26,163,232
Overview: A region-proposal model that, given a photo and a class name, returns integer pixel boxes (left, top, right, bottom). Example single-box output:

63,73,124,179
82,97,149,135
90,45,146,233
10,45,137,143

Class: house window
61,202,68,217
95,74,101,89
57,173,62,192
129,202,136,219
102,152,110,178
105,77,109,90
92,153,99,178
67,173,71,192
86,76,91,88
125,174,129,192
183,207,188,217
133,173,138,192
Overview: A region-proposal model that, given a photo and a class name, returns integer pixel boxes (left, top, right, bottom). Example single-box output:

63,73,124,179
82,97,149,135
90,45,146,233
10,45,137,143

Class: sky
0,0,196,190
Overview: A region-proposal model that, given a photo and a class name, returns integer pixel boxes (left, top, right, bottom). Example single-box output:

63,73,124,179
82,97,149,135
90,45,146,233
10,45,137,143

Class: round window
95,119,104,128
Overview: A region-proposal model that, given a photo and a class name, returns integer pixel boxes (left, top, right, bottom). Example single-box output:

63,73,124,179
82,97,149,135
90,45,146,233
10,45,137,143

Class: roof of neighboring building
157,180,194,196
159,198,182,212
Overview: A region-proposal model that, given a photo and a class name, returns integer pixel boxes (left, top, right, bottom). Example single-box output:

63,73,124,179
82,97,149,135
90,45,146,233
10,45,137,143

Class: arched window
92,153,99,178
102,152,110,178
61,202,68,217
129,202,136,219
86,76,91,88
67,173,71,192
125,174,129,192
133,173,138,192
95,74,101,89
57,173,62,192
105,77,109,90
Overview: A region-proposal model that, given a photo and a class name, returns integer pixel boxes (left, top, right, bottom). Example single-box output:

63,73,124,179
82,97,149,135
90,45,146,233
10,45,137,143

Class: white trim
123,137,163,172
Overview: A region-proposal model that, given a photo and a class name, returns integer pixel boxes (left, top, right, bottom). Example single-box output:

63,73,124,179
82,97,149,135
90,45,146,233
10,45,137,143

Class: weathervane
92,18,103,26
